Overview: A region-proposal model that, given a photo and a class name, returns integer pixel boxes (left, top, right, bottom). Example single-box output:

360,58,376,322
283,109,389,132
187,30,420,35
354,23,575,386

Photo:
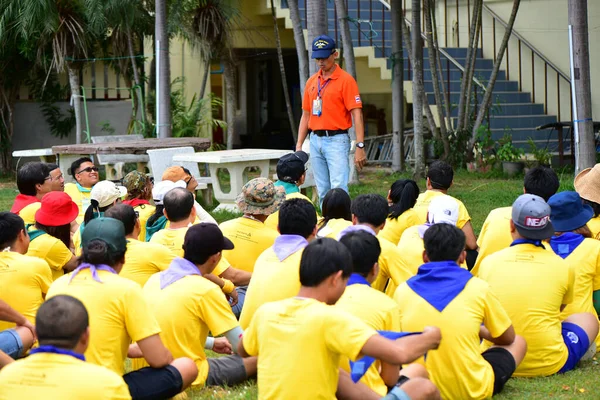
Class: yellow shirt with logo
413,190,471,228
47,269,161,374
134,204,156,242
378,208,421,246
18,202,42,225
120,239,173,287
64,183,92,225
239,247,304,329
316,218,353,239
0,353,131,400
149,227,189,258
219,217,279,273
142,273,239,386
336,284,401,396
264,192,317,231
394,277,512,399
471,207,512,275
26,233,73,281
0,252,52,331
477,244,575,376
243,297,376,400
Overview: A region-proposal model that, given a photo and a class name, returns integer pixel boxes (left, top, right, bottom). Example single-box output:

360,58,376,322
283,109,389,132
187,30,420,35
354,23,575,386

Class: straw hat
574,164,600,204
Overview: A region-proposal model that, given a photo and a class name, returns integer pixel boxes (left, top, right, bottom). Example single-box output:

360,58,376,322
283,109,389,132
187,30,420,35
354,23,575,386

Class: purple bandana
160,257,201,289
417,223,433,239
273,235,309,262
69,263,117,284
337,224,376,240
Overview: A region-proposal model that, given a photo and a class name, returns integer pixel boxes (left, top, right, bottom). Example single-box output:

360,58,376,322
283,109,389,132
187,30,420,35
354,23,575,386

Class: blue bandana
160,257,201,289
75,182,92,193
406,261,473,312
510,238,545,249
549,232,585,259
30,345,85,362
347,273,371,287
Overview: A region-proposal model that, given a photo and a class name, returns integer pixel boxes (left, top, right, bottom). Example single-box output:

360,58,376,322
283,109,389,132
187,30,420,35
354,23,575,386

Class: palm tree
287,0,309,93
307,0,328,76
334,0,356,79
391,0,405,172
411,0,426,179
156,0,172,138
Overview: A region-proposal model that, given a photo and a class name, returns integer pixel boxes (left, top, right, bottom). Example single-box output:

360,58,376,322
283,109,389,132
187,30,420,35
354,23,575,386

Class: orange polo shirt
302,65,362,131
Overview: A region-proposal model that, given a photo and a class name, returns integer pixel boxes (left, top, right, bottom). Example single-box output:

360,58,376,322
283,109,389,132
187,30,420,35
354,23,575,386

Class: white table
173,149,292,211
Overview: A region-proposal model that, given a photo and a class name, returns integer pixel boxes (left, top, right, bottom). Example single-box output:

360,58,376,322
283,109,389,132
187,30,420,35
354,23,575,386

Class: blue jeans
231,286,247,319
310,133,351,204
0,329,24,359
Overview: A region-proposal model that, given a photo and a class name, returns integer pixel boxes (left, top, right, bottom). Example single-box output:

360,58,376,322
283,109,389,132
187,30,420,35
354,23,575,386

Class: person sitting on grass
105,204,173,288
472,166,559,274
394,223,526,399
26,192,79,281
316,188,353,238
337,230,432,397
10,162,53,225
161,166,217,224
412,161,478,267
548,191,600,346
0,299,36,369
122,171,155,242
64,157,100,224
134,223,257,389
574,163,600,239
238,237,442,400
47,218,198,399
379,179,420,246
0,295,132,399
478,194,599,377
239,198,317,329
145,180,186,241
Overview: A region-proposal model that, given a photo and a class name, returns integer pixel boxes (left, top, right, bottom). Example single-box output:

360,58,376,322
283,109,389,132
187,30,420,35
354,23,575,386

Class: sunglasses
77,167,99,174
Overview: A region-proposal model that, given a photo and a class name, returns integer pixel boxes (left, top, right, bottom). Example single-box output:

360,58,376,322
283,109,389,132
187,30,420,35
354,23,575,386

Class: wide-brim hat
35,192,79,227
574,164,600,204
236,177,286,215
548,191,594,232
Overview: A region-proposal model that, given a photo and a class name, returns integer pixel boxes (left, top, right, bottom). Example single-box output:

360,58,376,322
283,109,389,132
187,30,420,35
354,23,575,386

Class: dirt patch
0,182,16,189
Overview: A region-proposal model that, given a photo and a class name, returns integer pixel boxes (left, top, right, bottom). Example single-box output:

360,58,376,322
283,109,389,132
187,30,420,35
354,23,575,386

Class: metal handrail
482,4,570,82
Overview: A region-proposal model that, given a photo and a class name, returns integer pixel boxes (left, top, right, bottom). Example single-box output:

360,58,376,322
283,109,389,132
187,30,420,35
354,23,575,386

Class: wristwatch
356,142,365,149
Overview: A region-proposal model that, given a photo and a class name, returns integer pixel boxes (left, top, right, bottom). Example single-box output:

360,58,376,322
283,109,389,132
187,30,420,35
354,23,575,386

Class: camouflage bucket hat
236,177,286,216
123,171,148,194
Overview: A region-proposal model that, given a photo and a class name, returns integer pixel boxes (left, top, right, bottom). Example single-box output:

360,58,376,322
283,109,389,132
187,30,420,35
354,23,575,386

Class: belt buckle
326,130,332,137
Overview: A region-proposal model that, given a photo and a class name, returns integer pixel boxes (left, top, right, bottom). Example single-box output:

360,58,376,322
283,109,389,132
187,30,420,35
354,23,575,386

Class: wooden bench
91,134,149,180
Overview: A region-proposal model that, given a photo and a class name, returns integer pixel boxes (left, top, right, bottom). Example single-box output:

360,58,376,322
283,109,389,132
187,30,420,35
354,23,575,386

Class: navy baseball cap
312,35,336,59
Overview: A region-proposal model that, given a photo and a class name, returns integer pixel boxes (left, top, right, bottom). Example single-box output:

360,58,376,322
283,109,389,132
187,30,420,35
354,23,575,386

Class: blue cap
548,191,594,232
311,35,336,59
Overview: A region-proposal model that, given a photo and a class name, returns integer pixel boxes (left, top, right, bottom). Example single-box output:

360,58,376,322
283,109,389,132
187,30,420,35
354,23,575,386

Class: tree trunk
199,59,211,100
462,0,483,129
0,88,16,172
271,0,298,142
155,0,172,138
288,0,309,93
431,1,452,131
334,0,356,79
391,0,405,172
307,0,328,76
569,0,595,173
67,65,83,144
469,0,521,150
223,58,237,150
411,0,426,179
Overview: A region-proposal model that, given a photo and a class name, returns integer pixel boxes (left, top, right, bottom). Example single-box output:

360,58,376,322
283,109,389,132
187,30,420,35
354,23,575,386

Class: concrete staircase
275,0,562,152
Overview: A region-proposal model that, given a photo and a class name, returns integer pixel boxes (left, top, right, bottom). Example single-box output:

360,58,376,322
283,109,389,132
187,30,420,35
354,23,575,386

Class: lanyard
317,77,331,98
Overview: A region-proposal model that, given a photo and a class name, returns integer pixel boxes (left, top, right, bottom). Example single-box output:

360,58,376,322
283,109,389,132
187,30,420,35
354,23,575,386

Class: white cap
427,195,459,226
91,181,127,208
152,180,187,206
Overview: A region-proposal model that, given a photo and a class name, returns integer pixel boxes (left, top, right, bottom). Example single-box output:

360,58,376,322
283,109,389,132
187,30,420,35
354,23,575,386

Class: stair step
423,80,518,93
448,103,545,117
452,115,557,130
490,128,557,142
428,91,531,105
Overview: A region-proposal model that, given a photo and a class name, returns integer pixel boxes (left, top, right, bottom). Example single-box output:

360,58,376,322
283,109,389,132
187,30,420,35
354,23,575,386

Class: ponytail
388,179,419,220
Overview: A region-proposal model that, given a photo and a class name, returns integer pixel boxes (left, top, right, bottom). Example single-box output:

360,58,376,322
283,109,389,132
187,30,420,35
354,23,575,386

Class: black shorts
482,347,517,395
123,365,183,400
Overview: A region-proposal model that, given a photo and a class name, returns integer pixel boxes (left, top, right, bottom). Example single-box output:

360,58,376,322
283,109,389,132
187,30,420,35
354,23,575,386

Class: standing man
296,35,367,204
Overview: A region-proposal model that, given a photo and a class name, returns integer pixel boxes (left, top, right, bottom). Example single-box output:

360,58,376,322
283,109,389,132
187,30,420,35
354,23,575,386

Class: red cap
35,192,79,227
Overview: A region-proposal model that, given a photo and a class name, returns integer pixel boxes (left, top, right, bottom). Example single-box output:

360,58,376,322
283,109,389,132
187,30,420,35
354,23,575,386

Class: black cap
183,223,234,261
277,151,309,184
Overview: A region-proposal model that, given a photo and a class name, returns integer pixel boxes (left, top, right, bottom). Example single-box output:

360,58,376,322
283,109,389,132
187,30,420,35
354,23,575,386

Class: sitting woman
26,192,79,281
64,157,99,224
316,188,352,239
122,171,155,241
379,179,420,245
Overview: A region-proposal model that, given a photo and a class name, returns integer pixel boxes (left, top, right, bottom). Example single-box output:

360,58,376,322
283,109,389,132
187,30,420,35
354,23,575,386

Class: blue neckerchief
75,182,92,193
274,180,300,195
510,238,545,249
349,331,421,382
347,273,371,287
406,261,473,312
549,232,585,259
69,263,117,284
30,345,85,362
273,235,309,262
160,257,201,289
145,215,168,242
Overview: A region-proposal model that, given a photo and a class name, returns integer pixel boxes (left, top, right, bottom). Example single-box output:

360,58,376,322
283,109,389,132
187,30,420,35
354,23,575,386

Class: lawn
2,167,599,399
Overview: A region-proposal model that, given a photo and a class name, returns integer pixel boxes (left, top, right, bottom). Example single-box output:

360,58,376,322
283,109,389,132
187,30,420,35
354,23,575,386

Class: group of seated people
1,152,600,400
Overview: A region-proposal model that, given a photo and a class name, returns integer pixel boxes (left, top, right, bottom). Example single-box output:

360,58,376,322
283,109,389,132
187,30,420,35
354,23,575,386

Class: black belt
311,130,348,137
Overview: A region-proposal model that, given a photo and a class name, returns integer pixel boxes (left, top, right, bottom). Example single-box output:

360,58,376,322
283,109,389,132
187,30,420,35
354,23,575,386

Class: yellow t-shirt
0,252,52,331
478,244,575,377
47,269,161,374
134,204,156,242
336,284,401,396
316,218,353,239
26,233,73,281
378,208,421,246
371,236,415,297
120,239,173,287
19,202,42,225
73,228,82,257
413,190,471,228
149,227,189,258
264,192,317,231
243,297,376,400
471,207,512,275
394,277,512,400
64,183,92,225
0,353,131,400
142,273,239,386
239,247,304,329
219,217,279,273
587,216,600,240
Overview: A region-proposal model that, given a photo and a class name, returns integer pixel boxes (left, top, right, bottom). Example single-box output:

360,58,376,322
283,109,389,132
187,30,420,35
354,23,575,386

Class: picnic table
173,148,292,211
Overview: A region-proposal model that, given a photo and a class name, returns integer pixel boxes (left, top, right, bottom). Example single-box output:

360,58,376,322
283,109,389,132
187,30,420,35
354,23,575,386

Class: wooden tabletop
173,148,292,164
52,138,210,155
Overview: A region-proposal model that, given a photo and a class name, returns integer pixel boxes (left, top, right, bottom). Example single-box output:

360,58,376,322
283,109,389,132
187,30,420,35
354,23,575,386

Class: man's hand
296,143,304,151
354,148,367,171
212,337,233,355
17,319,36,343
226,288,239,307
422,326,442,350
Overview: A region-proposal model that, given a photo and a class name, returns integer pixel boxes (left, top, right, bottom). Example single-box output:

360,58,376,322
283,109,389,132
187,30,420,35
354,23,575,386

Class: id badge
312,98,322,117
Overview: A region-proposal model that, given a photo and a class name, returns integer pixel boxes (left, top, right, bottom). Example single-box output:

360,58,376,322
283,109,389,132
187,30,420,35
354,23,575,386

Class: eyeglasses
77,167,99,174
